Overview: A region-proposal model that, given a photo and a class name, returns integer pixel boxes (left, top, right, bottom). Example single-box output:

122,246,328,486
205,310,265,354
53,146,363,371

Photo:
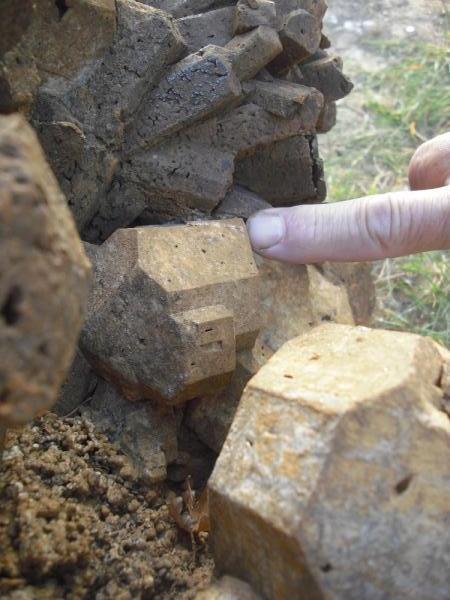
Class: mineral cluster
0,0,365,475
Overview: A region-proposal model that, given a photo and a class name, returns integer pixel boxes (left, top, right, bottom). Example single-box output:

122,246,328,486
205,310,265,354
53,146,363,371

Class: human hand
247,132,450,263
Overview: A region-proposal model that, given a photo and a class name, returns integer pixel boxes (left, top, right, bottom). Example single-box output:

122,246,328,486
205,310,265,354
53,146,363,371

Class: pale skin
247,132,450,263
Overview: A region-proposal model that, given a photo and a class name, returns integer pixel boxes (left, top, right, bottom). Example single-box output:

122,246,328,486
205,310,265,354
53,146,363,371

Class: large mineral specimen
0,114,91,429
1,0,351,243
186,258,373,453
209,324,450,600
80,219,261,404
1,0,368,484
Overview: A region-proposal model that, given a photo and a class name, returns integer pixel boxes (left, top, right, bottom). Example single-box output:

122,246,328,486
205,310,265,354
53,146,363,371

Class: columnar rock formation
1,0,351,243
2,5,448,600
209,324,450,600
0,114,91,437
1,1,375,479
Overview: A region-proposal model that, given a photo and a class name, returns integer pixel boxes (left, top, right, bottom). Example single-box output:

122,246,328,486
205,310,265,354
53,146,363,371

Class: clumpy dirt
0,413,214,599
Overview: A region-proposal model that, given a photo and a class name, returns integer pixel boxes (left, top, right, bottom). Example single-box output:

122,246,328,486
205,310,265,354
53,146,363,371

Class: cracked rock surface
1,0,351,243
209,324,450,600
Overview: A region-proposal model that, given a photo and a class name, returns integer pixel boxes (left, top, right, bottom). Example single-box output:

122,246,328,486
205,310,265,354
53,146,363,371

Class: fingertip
408,132,450,190
247,212,285,251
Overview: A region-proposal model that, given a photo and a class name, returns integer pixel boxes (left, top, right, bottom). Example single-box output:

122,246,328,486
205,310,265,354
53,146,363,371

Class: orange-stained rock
209,324,450,600
0,114,91,428
80,219,261,404
186,259,374,453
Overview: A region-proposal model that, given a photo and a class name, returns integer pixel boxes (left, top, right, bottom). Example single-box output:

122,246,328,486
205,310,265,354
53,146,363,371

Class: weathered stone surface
0,0,33,59
186,346,267,453
316,100,337,133
244,79,323,119
28,0,185,236
300,53,354,101
86,121,236,238
436,344,450,416
235,134,326,205
2,0,352,242
209,324,450,600
187,259,375,454
0,114,91,427
318,262,376,326
225,26,283,80
64,0,186,141
320,32,331,49
82,378,178,482
306,264,354,325
255,257,364,351
56,350,98,417
274,0,328,21
33,121,119,236
214,97,323,158
213,185,271,219
196,576,261,600
80,219,261,404
178,7,235,53
269,9,322,74
0,0,117,114
233,0,277,34
142,0,231,18
124,136,235,211
128,46,242,150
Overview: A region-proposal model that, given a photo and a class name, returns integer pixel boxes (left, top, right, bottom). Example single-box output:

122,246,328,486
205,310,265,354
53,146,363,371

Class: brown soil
0,413,214,599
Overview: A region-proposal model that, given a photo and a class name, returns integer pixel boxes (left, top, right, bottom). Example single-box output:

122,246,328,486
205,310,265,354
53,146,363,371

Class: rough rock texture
0,413,214,599
82,379,179,482
55,354,216,484
213,185,272,220
80,219,261,404
0,114,91,429
0,0,117,115
234,1,277,35
196,575,261,600
186,259,373,453
186,348,265,454
234,134,326,205
209,324,450,600
1,0,352,242
317,262,376,326
56,350,98,417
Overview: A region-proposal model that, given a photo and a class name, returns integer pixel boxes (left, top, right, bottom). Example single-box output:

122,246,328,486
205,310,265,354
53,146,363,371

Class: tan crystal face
80,220,261,405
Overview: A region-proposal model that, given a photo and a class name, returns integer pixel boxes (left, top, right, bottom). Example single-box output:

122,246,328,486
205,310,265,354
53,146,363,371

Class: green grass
375,252,450,345
324,40,450,346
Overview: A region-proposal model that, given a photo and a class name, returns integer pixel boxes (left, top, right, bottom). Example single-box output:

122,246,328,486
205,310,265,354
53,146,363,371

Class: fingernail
247,213,285,250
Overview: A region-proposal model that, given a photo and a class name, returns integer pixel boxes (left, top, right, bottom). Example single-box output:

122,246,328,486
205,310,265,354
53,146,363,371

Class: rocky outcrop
209,324,450,600
1,0,352,242
0,115,91,431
